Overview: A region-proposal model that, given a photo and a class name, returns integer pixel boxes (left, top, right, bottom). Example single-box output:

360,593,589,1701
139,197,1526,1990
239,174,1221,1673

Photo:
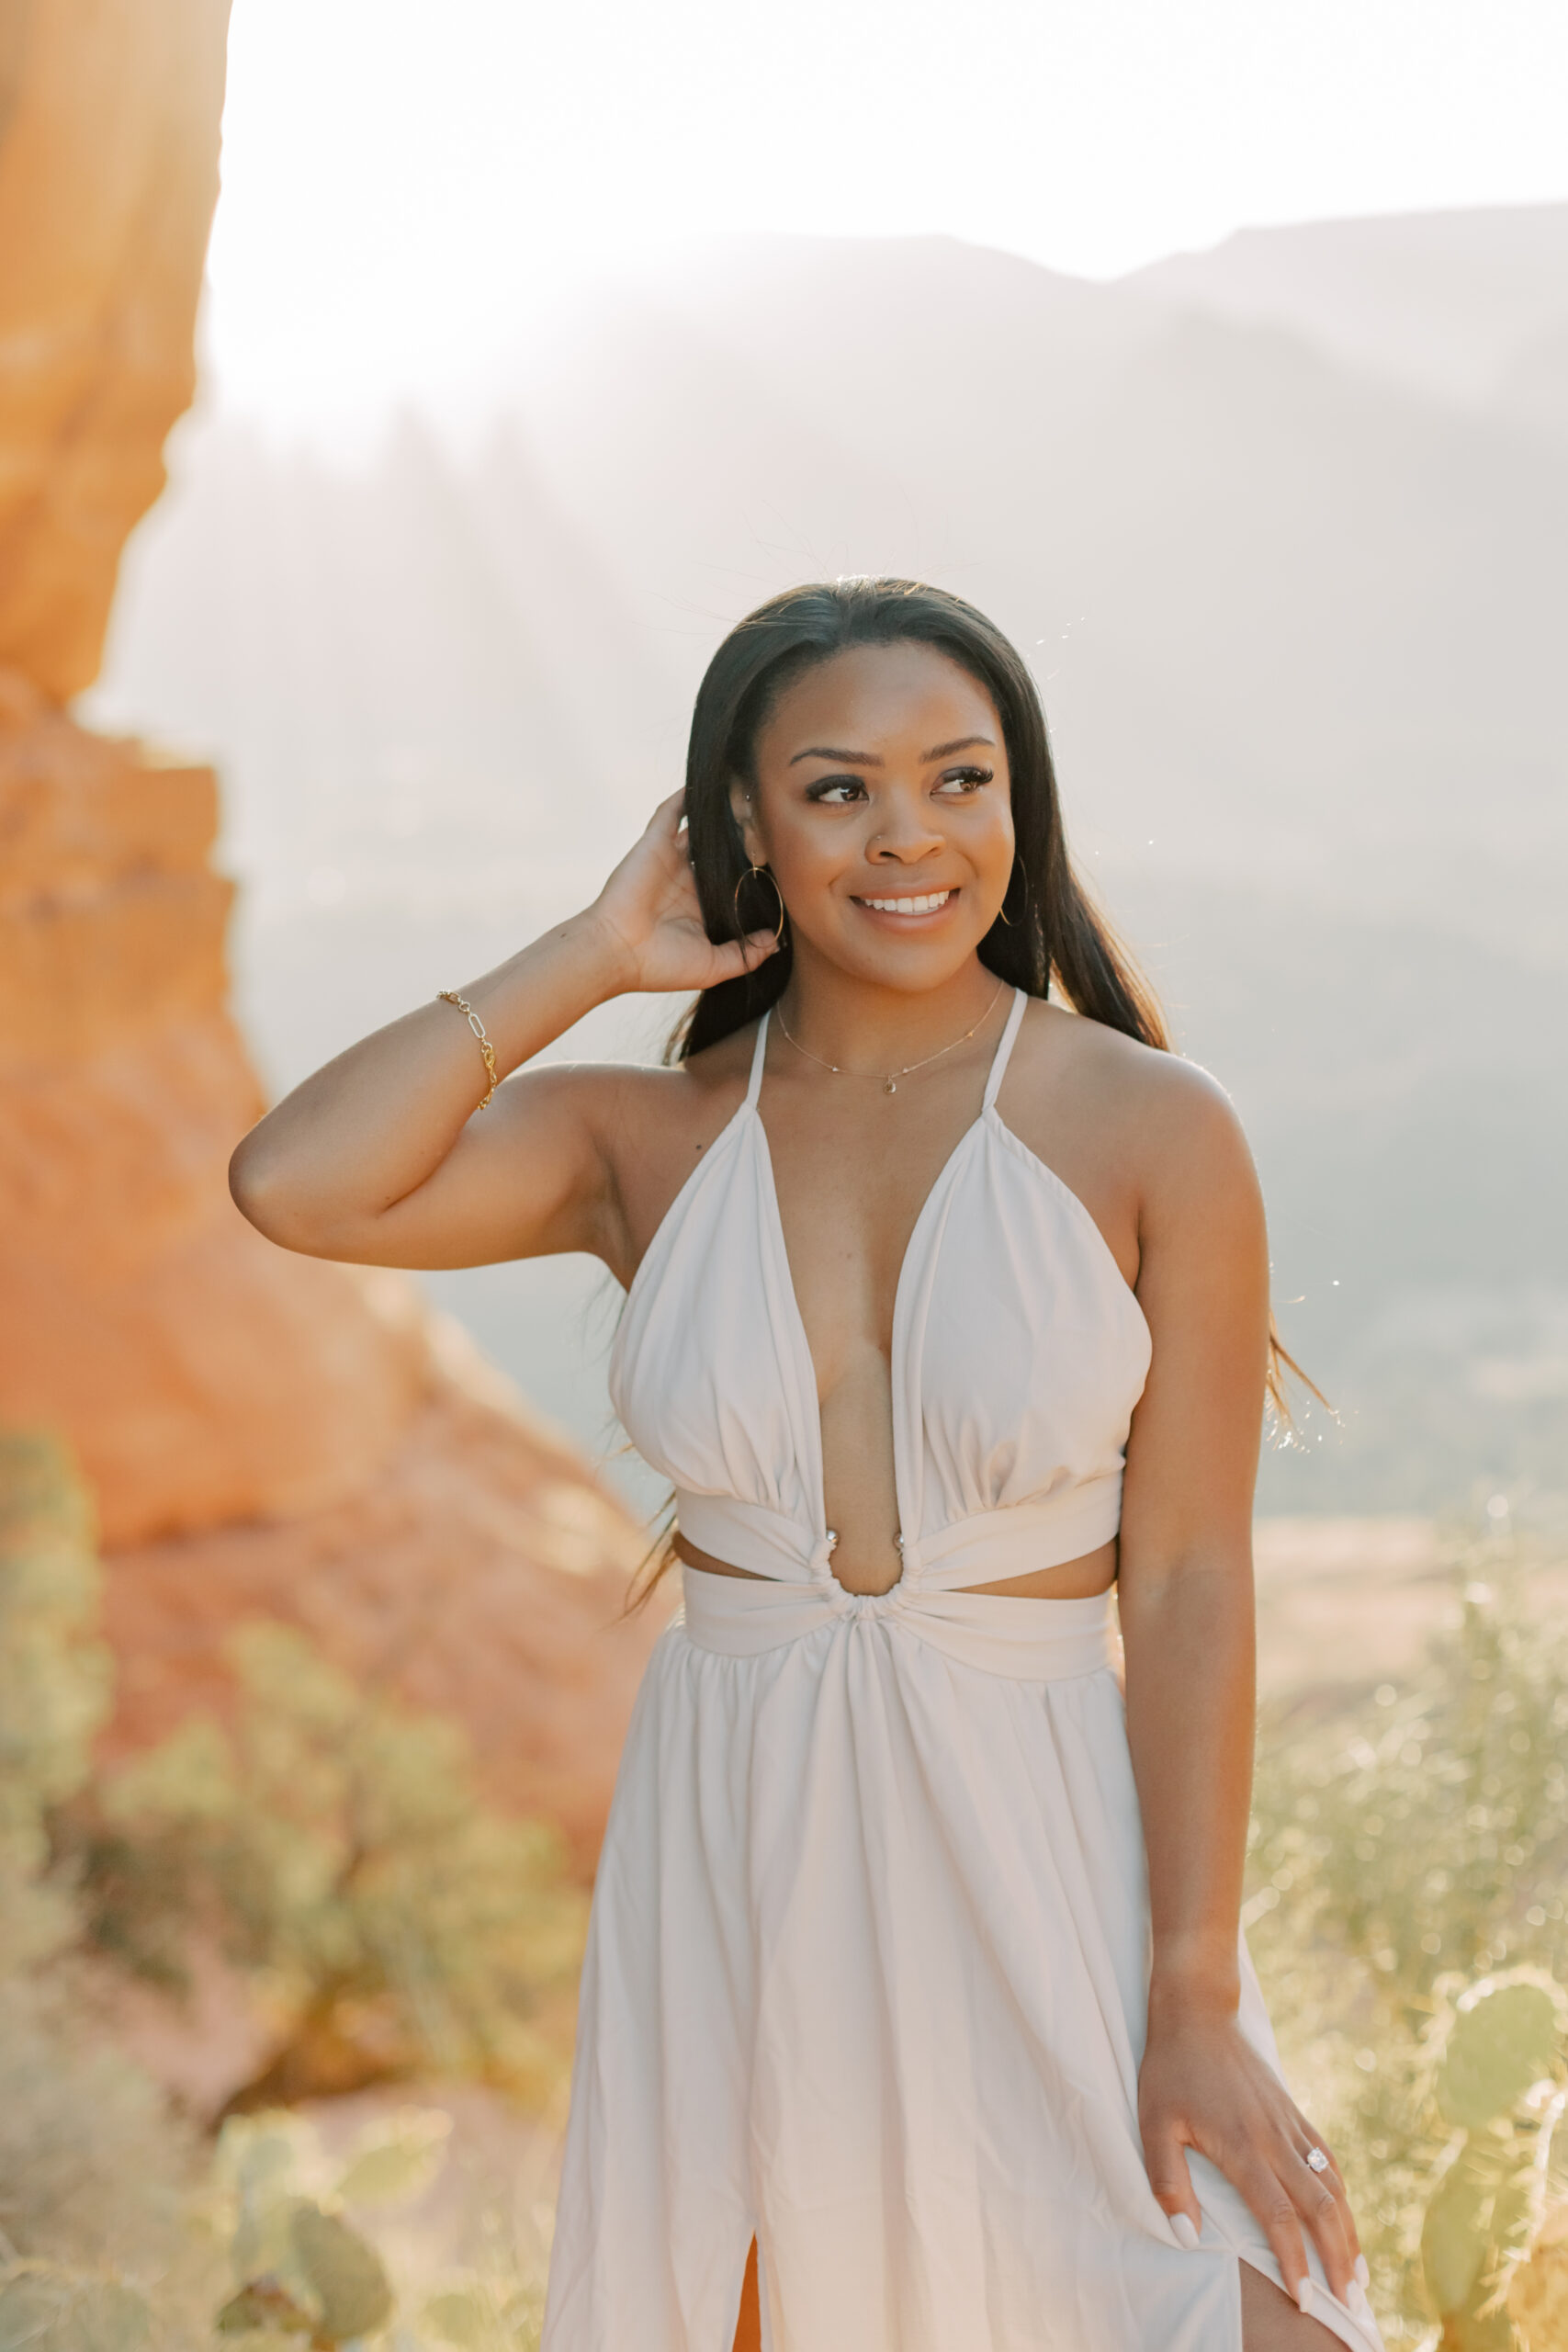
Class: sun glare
207,0,1568,430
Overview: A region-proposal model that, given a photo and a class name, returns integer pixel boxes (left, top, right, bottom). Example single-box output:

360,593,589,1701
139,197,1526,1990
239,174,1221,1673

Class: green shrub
1251,1566,1568,2026
0,1435,200,2289
0,1430,573,2346
71,1623,587,2114
1248,1542,1568,2346
0,1430,112,1890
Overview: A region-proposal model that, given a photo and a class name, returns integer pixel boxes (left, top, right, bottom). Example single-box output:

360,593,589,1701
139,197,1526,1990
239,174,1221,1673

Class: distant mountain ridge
1125,201,1568,407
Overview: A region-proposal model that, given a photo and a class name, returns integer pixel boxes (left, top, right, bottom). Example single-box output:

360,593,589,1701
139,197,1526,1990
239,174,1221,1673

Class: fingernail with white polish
1294,2279,1312,2314
1349,2282,1374,2324
1354,2255,1370,2290
1170,2213,1200,2250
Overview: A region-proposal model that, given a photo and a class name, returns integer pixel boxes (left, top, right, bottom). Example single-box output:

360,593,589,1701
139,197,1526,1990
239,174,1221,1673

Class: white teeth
861,891,952,915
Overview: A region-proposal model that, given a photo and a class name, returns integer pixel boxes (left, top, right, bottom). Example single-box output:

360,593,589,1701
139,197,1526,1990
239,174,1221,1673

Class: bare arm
228,792,780,1271
1120,1069,1265,2022
1118,1065,1367,2320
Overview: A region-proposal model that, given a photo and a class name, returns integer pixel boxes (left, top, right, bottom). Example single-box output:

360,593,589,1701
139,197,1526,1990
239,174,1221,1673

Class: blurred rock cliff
0,0,659,1872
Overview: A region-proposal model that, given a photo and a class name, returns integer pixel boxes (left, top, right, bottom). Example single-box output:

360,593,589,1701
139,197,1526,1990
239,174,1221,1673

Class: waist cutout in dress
673,1480,1126,1594
679,1565,1119,1682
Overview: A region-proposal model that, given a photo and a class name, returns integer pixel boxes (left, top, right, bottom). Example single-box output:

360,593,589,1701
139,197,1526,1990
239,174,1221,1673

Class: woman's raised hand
584,791,781,997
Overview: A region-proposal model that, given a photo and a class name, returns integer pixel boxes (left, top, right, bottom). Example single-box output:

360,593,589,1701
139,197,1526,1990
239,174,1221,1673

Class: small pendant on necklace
884,1077,897,1094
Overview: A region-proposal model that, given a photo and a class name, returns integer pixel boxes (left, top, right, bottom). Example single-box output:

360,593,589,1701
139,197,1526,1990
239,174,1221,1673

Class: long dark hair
652,576,1316,1430
669,576,1168,1058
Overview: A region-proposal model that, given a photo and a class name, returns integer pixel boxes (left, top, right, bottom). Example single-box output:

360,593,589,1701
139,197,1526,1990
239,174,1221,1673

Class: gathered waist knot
840,1587,899,1619
677,1564,1118,1682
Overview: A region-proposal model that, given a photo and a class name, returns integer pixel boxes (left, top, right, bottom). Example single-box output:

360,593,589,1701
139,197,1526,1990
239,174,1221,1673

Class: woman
231,579,1381,2352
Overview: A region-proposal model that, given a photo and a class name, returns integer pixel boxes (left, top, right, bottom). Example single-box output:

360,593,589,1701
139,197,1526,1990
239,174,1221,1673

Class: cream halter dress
543,989,1382,2352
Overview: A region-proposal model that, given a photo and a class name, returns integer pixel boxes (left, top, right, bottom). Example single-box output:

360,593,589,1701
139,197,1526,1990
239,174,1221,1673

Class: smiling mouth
853,889,955,916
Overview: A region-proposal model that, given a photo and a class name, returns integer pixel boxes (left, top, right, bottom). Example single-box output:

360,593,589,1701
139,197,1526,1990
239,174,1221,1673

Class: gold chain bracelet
436,990,499,1109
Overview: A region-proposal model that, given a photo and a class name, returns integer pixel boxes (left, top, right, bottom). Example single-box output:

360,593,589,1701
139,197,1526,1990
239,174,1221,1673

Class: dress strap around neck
982,988,1028,1114
745,1010,771,1109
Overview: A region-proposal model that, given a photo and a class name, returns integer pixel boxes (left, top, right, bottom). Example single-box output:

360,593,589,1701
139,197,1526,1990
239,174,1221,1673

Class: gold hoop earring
733,862,786,944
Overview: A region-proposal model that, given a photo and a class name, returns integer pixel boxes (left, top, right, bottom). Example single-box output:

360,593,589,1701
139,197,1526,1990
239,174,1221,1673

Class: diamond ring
1305,2146,1330,2175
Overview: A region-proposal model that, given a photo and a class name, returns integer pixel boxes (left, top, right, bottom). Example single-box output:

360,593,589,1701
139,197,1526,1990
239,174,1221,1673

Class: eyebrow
787,734,996,767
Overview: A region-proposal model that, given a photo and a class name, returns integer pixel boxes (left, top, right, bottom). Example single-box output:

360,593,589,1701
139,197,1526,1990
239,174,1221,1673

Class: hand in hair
587,789,782,997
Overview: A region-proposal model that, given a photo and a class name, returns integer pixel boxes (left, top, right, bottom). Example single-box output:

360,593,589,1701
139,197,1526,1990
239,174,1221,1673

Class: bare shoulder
1005,999,1261,1246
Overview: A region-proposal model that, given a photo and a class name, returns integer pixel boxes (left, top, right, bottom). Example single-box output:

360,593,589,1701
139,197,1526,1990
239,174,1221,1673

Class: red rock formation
0,688,428,1544
0,0,231,698
0,677,664,1871
0,2,665,1874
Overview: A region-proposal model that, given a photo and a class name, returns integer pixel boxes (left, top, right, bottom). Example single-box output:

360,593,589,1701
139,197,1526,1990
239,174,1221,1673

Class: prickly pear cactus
1420,1975,1567,2350
212,2109,409,2348
289,2203,394,2343
1440,1982,1563,2133
220,2112,320,2286
1423,2132,1498,2318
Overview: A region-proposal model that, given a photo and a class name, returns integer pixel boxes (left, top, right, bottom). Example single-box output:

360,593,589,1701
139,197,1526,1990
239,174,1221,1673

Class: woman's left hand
1138,2003,1366,2316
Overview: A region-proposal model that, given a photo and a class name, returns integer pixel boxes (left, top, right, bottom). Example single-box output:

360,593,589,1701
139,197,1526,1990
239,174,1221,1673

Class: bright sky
209,0,1568,433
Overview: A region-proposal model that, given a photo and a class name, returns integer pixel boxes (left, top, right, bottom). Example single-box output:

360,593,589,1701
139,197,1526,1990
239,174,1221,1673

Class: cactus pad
289,2204,394,2342
334,2109,451,2208
1438,1979,1563,2132
1422,2138,1495,2315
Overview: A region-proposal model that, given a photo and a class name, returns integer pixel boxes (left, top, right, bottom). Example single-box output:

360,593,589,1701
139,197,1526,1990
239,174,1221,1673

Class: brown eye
807,776,868,805
935,765,993,795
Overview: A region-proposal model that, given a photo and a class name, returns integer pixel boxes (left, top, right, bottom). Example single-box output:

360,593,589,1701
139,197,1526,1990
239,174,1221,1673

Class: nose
868,787,943,863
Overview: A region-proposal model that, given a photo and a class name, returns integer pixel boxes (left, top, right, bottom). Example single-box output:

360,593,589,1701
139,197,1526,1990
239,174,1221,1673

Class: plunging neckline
750,1102,985,1578
750,989,1027,1587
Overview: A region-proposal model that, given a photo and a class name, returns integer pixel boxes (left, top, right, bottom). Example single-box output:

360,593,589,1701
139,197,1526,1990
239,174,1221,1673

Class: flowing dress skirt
542,1573,1382,2352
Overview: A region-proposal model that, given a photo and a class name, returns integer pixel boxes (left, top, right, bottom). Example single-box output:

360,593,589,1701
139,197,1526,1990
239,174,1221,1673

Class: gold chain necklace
774,981,1006,1096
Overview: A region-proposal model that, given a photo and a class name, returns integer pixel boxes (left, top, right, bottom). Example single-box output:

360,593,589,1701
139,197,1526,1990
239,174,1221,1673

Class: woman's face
732,640,1016,993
